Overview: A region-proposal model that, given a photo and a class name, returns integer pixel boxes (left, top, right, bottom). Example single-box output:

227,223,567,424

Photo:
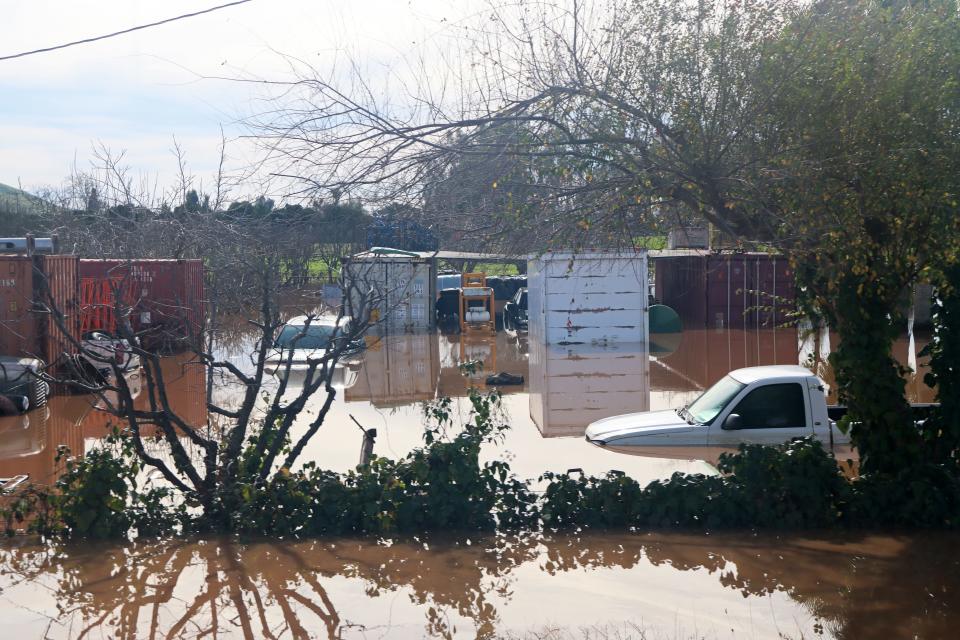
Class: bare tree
250,0,801,254
35,215,389,525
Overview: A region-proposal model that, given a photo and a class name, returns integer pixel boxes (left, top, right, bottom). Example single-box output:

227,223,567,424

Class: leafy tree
268,0,960,471
761,0,960,472
313,200,370,282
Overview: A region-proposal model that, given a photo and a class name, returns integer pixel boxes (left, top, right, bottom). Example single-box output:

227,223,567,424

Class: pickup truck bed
826,404,939,422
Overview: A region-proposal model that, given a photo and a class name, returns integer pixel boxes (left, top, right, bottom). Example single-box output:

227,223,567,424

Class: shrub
1,429,178,539
541,438,849,530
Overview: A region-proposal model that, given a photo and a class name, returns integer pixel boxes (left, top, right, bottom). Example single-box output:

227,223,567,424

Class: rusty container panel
706,256,748,328
0,256,38,360
182,258,205,341
35,254,80,377
706,255,796,329
0,255,80,380
653,256,707,327
79,259,205,349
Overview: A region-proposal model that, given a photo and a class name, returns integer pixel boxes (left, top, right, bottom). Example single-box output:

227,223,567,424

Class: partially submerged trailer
78,259,204,349
527,251,649,345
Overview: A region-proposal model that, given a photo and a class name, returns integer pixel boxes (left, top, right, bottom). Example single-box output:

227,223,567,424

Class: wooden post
359,428,377,466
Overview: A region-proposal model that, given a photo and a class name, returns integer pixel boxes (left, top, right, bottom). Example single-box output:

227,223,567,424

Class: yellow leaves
577,219,591,231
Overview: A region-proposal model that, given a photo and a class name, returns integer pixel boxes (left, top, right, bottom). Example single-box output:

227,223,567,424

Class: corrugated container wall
655,254,795,328
79,259,204,349
343,255,436,333
0,255,80,376
653,255,706,326
36,255,81,376
527,251,649,345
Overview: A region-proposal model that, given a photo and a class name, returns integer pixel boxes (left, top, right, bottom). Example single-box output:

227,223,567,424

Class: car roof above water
285,314,352,327
728,364,817,385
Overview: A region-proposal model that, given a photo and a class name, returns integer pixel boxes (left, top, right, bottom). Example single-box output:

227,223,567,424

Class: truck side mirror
723,413,743,430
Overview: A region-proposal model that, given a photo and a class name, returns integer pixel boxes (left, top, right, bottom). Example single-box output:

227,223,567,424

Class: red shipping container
0,255,80,376
654,255,707,325
654,253,795,328
79,259,205,350
706,254,794,328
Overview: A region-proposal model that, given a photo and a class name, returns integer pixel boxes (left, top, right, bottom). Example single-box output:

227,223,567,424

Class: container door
0,258,38,361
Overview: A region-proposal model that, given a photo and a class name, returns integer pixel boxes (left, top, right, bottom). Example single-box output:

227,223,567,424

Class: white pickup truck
585,365,849,448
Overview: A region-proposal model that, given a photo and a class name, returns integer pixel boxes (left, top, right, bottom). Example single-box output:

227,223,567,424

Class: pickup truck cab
585,365,846,447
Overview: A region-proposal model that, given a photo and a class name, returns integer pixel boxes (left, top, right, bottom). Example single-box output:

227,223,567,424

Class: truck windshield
275,325,339,350
686,375,746,424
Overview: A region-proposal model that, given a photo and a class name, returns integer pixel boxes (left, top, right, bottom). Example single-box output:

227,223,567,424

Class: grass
471,262,521,276
634,235,668,250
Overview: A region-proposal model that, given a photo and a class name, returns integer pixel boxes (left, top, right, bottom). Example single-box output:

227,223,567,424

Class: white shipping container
344,252,436,332
527,251,649,344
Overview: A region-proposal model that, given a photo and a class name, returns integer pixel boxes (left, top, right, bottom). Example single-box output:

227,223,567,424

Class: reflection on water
529,341,649,437
0,354,207,488
1,531,957,639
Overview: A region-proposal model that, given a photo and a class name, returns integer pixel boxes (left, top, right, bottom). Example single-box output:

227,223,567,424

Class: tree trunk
922,264,960,465
829,283,920,474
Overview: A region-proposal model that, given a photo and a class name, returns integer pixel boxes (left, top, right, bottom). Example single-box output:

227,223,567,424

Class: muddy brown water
0,327,946,638
1,531,957,638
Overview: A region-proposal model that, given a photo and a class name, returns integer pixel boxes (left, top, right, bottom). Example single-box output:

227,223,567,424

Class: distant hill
0,182,50,235
0,182,46,212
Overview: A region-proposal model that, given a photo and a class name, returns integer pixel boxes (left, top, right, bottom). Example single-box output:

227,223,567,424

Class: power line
0,0,255,62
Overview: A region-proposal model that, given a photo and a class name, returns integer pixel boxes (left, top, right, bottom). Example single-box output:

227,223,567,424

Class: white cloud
0,0,483,189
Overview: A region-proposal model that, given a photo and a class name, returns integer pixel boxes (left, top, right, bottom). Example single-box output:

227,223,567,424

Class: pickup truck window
732,383,806,429
688,375,746,424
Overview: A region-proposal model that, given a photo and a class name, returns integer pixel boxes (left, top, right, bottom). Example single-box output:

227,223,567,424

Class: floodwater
0,325,946,638
1,531,958,638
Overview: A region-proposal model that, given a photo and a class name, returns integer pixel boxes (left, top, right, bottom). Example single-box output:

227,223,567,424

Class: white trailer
527,251,649,344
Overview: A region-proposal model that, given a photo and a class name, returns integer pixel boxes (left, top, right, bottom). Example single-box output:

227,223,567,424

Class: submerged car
585,365,848,448
0,356,48,410
80,330,141,373
267,314,364,367
502,287,528,332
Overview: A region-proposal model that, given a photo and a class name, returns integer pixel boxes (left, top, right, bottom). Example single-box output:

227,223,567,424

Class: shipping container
0,255,80,376
654,253,796,328
528,340,650,437
79,259,205,349
527,251,649,344
343,250,437,332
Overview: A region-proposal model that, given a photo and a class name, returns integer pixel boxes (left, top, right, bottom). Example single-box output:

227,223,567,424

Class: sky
0,0,481,201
